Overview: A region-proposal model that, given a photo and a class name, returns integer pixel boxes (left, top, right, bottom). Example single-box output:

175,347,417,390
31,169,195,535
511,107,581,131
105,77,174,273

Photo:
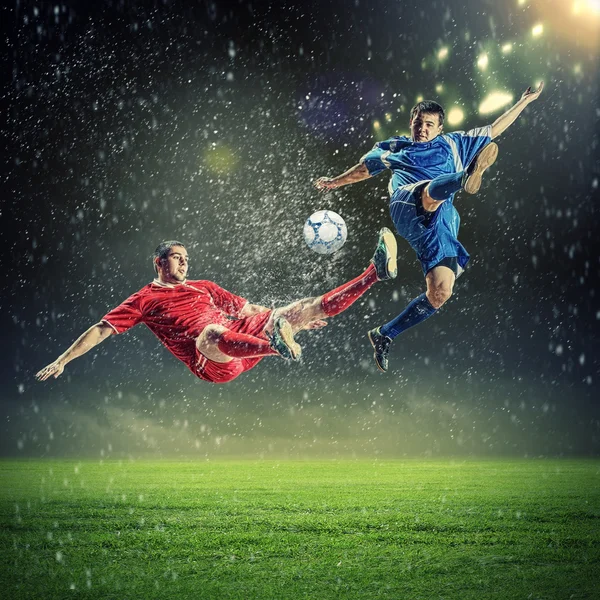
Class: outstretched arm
491,82,544,139
36,322,115,381
314,162,371,191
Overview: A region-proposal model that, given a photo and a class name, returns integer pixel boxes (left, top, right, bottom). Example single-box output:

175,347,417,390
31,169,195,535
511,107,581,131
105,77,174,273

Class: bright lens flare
373,120,381,130
573,0,600,15
447,107,465,127
477,53,489,70
438,47,449,60
532,23,544,37
479,92,514,115
501,43,513,54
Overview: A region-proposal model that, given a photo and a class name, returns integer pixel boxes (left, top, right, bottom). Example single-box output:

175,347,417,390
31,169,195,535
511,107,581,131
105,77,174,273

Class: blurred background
3,0,599,458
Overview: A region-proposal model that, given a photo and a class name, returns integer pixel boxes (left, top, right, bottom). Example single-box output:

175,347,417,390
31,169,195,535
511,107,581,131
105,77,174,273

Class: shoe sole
463,142,498,194
367,330,387,373
377,227,398,280
275,318,302,361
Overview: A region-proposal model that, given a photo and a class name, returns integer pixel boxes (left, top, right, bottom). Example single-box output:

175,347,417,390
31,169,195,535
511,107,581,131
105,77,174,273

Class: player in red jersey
36,231,397,384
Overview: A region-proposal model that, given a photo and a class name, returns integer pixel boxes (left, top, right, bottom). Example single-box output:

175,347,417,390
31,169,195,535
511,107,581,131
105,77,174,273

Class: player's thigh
272,297,323,332
196,324,233,363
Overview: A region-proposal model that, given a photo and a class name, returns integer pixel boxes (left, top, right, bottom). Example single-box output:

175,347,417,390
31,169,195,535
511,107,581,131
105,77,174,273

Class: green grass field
1,459,599,599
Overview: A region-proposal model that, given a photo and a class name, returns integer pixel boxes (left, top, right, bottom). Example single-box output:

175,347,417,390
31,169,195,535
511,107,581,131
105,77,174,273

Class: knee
426,286,452,309
198,324,226,345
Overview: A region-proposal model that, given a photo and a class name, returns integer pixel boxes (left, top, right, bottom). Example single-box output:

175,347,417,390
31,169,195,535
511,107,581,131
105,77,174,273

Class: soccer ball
303,210,347,254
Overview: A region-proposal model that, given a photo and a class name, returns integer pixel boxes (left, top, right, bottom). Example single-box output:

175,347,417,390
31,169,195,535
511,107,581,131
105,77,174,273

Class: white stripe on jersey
466,125,493,139
380,150,392,167
389,198,416,206
388,179,430,199
444,136,463,172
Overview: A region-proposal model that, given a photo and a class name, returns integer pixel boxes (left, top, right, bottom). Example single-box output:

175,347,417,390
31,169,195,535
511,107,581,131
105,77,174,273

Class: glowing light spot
385,113,392,122
416,95,424,102
477,53,489,71
204,144,237,174
587,0,600,13
532,23,544,37
437,47,449,60
373,120,381,130
574,63,582,74
518,0,526,5
435,83,444,93
479,91,514,115
574,0,600,14
447,107,465,127
501,43,513,54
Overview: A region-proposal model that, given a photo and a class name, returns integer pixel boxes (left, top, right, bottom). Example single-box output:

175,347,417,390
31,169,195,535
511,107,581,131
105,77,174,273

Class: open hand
521,81,544,102
36,360,65,381
314,177,339,191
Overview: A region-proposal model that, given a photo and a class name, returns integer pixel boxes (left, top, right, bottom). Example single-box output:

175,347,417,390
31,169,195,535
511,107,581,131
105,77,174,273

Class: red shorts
191,311,272,384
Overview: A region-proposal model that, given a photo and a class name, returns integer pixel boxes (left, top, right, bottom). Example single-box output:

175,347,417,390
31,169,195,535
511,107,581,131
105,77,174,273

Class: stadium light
573,0,600,15
532,23,544,37
447,107,465,127
479,92,514,115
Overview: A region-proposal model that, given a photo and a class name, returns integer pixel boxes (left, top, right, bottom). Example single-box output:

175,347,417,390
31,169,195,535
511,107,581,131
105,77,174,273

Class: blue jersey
359,126,492,275
360,126,492,196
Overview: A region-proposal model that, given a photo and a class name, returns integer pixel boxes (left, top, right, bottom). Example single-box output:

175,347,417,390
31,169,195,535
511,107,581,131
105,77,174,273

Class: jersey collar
152,278,187,288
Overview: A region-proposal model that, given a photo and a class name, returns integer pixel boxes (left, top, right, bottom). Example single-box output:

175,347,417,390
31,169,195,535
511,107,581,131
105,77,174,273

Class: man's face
409,111,443,142
157,245,189,283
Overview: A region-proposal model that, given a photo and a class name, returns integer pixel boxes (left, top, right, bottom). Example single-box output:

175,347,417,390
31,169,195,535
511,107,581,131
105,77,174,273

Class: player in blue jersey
315,82,543,371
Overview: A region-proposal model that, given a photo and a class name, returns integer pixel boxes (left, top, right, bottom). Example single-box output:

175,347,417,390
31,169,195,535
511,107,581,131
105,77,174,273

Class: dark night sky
2,0,599,457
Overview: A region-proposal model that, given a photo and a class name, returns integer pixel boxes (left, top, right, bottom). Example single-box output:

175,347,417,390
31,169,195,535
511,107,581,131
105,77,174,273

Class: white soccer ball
303,210,347,254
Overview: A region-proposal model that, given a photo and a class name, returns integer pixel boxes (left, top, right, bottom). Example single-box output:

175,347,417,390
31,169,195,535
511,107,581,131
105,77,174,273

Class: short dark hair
154,240,186,273
410,100,445,126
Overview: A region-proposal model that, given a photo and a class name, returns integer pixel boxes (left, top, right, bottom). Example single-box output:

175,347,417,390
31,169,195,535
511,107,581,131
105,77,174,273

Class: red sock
321,263,378,317
217,329,277,359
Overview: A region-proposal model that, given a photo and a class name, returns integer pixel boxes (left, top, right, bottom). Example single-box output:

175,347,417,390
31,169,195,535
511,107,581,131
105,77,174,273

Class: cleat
462,142,498,194
269,316,302,361
371,227,398,280
368,327,392,372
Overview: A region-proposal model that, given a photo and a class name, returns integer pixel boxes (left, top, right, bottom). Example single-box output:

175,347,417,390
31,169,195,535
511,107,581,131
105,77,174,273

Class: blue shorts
389,184,470,276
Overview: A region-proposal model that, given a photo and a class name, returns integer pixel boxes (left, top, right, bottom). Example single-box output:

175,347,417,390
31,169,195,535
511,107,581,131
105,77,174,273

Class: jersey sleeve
445,126,492,171
204,282,247,317
102,292,144,334
359,139,395,176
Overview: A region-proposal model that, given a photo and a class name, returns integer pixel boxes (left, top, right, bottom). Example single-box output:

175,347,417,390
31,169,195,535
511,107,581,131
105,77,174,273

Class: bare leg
425,265,456,308
270,297,327,335
268,263,381,334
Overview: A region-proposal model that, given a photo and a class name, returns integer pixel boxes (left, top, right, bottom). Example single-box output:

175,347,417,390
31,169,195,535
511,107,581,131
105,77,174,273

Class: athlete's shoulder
184,280,221,294
129,283,156,297
374,136,411,153
185,279,214,288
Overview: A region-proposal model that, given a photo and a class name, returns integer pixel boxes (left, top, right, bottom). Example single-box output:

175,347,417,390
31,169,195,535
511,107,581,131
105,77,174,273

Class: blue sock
427,171,464,201
380,293,437,340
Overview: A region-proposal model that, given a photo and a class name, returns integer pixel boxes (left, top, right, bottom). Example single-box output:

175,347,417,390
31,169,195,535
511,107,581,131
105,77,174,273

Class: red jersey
102,279,247,373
